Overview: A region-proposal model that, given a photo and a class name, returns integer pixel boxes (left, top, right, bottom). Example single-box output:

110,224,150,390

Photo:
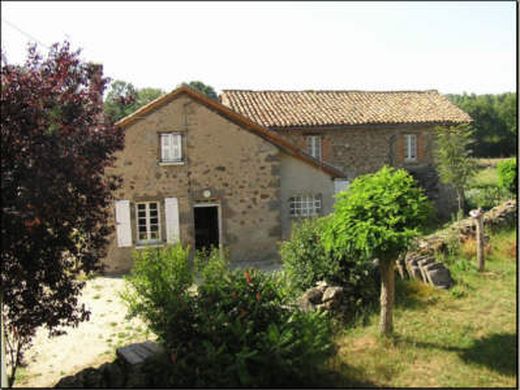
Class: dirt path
15,276,152,388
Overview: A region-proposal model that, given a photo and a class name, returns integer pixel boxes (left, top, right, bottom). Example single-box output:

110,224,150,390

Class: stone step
116,341,163,366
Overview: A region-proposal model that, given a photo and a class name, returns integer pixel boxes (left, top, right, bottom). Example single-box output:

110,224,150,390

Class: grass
469,166,498,187
330,227,517,388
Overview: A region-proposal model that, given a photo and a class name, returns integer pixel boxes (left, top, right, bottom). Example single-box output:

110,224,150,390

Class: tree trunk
379,260,395,336
456,188,465,217
1,292,7,388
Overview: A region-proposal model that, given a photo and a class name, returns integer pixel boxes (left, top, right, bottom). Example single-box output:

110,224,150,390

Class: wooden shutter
115,200,132,247
164,197,180,244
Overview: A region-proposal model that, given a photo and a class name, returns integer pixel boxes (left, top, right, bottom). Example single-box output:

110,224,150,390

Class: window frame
306,135,322,160
160,132,183,164
135,201,162,244
404,133,417,162
289,194,322,218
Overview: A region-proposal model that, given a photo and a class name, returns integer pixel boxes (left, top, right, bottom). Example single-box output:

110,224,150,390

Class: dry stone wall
397,199,517,288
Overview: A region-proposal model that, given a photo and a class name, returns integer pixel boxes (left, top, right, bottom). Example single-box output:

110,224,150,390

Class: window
404,134,417,161
289,194,322,217
136,202,161,243
160,133,182,163
306,135,322,160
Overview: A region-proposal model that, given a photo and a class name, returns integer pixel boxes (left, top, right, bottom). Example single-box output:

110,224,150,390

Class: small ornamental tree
434,124,478,215
1,42,124,386
323,166,431,336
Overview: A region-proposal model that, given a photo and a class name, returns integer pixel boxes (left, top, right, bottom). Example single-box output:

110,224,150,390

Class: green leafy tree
323,166,431,336
497,158,517,195
181,80,218,100
434,124,478,215
104,80,164,122
446,93,517,157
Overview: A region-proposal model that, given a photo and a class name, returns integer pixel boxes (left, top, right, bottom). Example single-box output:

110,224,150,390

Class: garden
45,160,516,388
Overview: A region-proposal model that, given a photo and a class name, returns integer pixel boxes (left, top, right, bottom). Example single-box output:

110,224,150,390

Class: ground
14,276,152,388
330,227,517,387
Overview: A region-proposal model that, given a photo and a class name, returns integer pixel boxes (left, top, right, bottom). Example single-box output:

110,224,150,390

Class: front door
194,205,220,252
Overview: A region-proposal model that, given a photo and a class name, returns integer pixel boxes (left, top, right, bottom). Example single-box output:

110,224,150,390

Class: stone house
220,90,472,207
105,87,345,273
105,87,470,273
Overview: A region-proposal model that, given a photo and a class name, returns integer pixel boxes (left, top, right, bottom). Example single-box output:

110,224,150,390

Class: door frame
193,202,223,250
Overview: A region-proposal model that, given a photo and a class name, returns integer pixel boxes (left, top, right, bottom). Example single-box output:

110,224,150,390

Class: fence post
469,208,485,272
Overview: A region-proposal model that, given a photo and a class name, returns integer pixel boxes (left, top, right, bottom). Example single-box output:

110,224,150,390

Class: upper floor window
306,135,322,160
404,134,417,162
136,201,161,243
160,133,183,163
289,194,322,217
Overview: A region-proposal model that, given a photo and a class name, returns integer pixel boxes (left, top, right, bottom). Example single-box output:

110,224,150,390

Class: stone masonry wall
274,125,457,218
104,95,283,273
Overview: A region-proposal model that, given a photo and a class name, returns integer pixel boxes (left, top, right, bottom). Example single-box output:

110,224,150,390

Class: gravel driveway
14,276,152,388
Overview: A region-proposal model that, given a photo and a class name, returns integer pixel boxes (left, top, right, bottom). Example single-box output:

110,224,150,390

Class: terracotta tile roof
220,90,472,128
115,86,346,178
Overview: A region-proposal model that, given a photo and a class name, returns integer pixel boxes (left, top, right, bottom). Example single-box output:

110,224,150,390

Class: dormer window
160,133,183,163
306,135,322,160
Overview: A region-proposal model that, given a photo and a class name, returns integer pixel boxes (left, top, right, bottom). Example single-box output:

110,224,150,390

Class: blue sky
1,1,516,94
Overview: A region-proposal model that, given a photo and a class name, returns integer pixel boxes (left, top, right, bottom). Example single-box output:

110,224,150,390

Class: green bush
280,217,379,319
497,158,517,195
466,185,508,210
122,245,335,387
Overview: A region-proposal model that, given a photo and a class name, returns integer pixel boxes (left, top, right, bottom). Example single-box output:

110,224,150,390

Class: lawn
328,227,517,388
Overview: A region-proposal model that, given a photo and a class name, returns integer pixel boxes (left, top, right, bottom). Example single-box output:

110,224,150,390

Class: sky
1,1,517,95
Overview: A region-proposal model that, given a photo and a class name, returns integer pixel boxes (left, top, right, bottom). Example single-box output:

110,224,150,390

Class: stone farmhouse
104,86,471,273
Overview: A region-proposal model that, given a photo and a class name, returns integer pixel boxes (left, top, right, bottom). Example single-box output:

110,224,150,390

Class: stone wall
273,125,456,218
396,199,517,288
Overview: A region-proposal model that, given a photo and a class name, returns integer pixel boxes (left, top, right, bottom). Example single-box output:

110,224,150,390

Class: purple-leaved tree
1,42,124,387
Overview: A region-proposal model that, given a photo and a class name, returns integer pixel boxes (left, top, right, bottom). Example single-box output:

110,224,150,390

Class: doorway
193,204,220,252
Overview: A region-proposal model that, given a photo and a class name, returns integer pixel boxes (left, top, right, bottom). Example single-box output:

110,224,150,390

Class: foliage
465,185,508,211
104,80,164,122
323,166,431,263
323,166,431,335
497,158,517,195
280,217,339,291
280,217,379,319
1,42,124,386
122,245,335,387
434,124,478,214
181,80,218,100
446,93,517,157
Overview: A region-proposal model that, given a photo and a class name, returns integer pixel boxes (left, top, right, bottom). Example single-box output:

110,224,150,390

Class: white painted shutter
115,200,132,247
172,134,182,161
334,180,350,194
164,197,180,244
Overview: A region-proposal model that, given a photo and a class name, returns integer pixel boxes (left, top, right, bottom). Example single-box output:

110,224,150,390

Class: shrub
122,245,335,387
466,185,508,210
497,158,517,195
280,217,379,319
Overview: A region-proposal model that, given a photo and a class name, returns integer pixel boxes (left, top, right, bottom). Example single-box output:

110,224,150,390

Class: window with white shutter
164,197,180,244
160,133,183,163
136,201,161,244
115,200,132,247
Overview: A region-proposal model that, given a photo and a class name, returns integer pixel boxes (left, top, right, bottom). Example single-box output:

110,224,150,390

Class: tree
104,80,164,122
434,124,478,216
323,166,431,336
181,80,218,100
446,93,517,157
1,42,124,386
